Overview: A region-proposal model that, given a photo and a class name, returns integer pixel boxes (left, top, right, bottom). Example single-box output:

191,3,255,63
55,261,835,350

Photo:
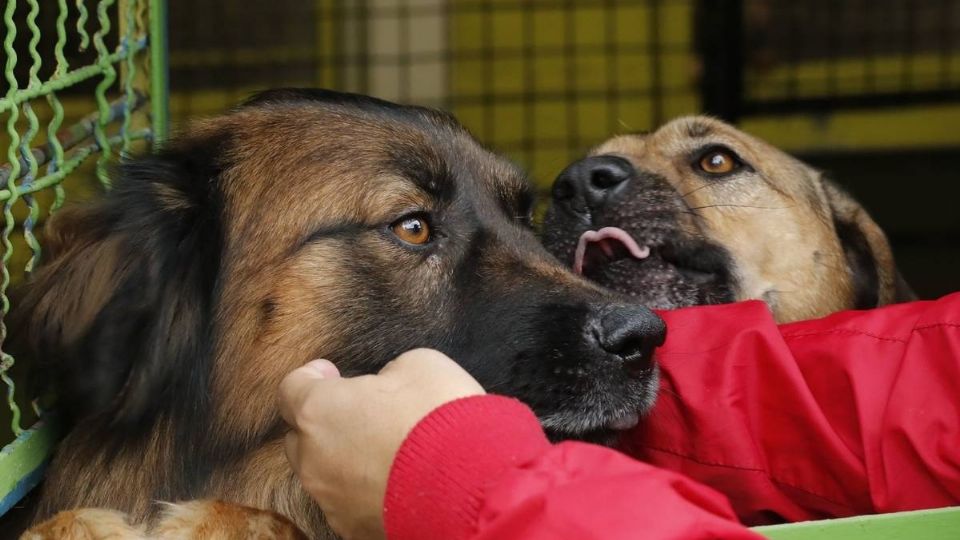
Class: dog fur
12,89,666,539
543,116,914,322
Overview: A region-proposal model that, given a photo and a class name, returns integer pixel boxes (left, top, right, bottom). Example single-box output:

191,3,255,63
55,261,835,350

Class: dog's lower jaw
538,368,660,445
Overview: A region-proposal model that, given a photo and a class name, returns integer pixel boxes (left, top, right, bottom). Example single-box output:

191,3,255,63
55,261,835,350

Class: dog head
12,89,665,449
542,116,913,322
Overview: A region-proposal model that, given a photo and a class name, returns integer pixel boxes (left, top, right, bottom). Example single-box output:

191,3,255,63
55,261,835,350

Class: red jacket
384,294,960,540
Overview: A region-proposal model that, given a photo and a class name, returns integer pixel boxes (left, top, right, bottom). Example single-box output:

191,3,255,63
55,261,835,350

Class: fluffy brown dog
11,89,667,538
542,116,914,322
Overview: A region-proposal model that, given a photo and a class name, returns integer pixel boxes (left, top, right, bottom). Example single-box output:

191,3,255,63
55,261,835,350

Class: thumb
278,359,341,425
300,359,341,379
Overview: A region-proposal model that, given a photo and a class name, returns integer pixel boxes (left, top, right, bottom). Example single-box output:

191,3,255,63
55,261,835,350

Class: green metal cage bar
0,0,168,515
148,0,168,146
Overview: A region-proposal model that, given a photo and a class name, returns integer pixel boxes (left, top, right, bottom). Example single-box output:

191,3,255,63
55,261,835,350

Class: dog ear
10,133,228,431
821,178,916,308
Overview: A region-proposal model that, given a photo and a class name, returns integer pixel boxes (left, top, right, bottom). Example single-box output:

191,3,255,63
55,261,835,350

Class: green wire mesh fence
0,0,167,515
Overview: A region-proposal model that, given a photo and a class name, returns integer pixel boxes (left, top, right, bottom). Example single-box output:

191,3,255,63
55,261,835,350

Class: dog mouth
542,407,647,445
573,227,651,276
543,410,639,440
604,410,641,430
573,226,726,287
537,365,660,444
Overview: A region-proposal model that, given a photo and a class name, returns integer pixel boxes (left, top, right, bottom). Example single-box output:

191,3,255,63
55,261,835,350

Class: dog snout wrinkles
589,305,666,377
553,155,635,215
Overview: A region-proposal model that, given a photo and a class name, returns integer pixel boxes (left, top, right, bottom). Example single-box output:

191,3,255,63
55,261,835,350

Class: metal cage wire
0,0,168,515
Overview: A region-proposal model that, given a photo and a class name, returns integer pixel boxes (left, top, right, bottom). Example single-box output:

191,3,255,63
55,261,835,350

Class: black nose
590,304,667,377
552,155,635,215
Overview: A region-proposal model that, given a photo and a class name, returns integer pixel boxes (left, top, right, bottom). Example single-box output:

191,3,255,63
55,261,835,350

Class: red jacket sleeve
621,293,960,525
383,294,960,539
384,395,762,540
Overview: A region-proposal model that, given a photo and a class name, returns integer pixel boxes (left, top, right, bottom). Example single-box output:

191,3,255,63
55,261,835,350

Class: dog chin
539,368,660,445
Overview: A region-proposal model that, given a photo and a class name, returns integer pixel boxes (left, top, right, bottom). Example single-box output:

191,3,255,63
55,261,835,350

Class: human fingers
278,359,341,426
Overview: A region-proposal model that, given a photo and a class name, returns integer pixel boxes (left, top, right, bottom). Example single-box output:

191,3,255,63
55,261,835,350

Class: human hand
278,348,485,539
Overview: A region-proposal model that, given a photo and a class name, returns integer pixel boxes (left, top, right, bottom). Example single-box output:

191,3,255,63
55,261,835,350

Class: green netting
0,0,167,515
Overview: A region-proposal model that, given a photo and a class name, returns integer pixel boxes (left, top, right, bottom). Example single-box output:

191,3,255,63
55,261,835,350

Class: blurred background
162,0,960,297
4,0,959,295
170,0,960,297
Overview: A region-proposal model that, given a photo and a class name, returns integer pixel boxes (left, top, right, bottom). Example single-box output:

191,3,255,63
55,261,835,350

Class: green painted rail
0,418,58,515
756,506,960,539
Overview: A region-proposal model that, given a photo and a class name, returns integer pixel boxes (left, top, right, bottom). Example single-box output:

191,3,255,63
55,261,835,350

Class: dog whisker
812,259,846,272
483,379,514,394
676,209,706,220
685,203,795,211
678,181,723,199
657,387,682,400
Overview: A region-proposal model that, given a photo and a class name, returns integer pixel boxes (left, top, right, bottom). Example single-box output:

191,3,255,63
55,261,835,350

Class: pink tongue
574,227,651,275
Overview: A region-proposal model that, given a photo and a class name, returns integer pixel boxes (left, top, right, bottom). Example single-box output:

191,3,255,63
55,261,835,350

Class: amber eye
698,149,740,175
391,216,431,245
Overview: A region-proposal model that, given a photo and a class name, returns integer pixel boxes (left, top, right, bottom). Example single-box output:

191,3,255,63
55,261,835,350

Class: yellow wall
449,2,699,186
448,3,960,187
164,3,960,188
741,104,960,152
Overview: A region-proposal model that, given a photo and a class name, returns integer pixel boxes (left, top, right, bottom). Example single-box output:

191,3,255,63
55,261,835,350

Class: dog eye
697,149,742,176
391,215,431,245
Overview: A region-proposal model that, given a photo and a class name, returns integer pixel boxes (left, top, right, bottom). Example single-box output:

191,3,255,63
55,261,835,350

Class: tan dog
12,89,666,538
542,116,914,322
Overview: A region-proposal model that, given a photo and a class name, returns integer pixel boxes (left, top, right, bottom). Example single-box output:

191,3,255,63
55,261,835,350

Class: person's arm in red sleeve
621,293,960,525
280,350,764,540
385,394,763,540
281,295,960,539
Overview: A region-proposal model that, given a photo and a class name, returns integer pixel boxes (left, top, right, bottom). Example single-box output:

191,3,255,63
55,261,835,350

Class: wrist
384,394,550,540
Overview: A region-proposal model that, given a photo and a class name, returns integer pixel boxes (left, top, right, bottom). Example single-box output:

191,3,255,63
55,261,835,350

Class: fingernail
303,359,341,379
